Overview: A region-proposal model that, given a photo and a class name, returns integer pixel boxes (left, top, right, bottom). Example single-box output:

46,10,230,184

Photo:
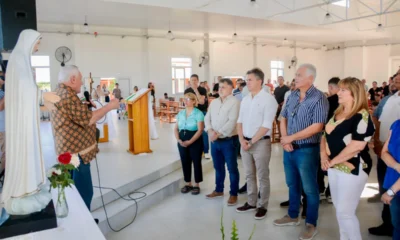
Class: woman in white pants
321,77,375,240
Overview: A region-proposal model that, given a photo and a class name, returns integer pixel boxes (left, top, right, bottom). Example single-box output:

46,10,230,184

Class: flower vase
56,186,69,218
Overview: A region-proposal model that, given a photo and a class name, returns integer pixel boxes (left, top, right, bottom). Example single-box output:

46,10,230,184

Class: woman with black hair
83,91,97,111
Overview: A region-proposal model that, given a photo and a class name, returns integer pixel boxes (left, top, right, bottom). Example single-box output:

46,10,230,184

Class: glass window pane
271,69,278,82
172,68,175,78
278,69,284,77
171,58,192,67
175,68,184,79
184,68,192,79
278,61,284,68
178,79,185,93
31,56,50,67
172,79,176,94
35,68,50,83
270,61,278,68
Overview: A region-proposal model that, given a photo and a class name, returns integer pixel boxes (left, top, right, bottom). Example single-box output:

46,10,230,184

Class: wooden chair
159,99,180,123
272,120,280,144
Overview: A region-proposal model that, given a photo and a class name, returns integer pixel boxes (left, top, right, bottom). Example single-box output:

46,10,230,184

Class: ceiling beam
384,0,398,13
321,8,400,25
266,0,344,19
356,0,378,14
271,0,292,11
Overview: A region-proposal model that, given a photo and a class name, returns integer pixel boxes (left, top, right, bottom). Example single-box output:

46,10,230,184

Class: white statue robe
1,30,50,215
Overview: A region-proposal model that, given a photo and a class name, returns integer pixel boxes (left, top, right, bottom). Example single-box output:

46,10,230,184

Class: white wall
30,24,395,99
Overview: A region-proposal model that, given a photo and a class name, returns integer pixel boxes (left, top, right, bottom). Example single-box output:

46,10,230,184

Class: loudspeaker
0,0,37,51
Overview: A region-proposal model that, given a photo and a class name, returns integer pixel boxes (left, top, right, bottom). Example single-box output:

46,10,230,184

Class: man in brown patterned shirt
45,65,118,210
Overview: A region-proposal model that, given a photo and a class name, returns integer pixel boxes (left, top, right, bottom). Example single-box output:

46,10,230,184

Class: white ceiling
36,0,400,45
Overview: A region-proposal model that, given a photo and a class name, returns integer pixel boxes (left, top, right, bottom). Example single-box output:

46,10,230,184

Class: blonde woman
174,93,204,195
321,77,375,240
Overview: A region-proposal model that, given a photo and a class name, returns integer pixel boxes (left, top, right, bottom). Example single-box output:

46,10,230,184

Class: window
270,60,284,82
31,56,51,90
171,58,192,94
333,0,350,8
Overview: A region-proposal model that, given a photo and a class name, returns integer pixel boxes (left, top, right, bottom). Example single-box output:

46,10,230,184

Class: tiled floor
40,113,390,240
104,142,388,239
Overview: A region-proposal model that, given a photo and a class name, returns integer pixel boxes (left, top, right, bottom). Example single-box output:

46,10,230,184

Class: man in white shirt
236,68,278,220
205,78,240,206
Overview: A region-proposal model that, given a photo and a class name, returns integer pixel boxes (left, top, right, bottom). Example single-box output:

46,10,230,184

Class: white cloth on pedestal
148,93,158,139
1,30,51,214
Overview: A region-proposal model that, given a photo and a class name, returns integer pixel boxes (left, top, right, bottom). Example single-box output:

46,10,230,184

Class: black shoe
238,184,247,194
280,199,304,208
368,224,393,237
280,200,289,207
254,208,268,220
94,218,99,224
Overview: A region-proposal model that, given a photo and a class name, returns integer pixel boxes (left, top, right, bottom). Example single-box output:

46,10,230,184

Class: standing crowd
174,64,400,240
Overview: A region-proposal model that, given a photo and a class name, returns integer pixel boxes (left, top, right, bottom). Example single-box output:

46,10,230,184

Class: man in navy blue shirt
273,64,328,240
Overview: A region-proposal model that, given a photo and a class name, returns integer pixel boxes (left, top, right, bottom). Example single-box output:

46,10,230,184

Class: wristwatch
387,188,396,197
248,140,253,147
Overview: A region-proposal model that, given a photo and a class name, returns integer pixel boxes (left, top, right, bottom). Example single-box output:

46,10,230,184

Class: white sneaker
319,193,326,201
205,153,211,159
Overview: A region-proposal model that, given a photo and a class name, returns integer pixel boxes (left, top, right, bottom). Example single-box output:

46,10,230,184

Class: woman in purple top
381,119,400,240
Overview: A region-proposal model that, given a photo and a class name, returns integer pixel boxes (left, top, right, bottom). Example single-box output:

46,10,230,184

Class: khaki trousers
241,138,271,209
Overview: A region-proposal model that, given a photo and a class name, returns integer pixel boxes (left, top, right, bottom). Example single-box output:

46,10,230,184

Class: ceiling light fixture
232,33,238,39
250,0,259,8
83,16,89,34
376,23,384,32
282,38,288,45
166,30,174,40
322,45,328,51
323,12,333,24
166,20,175,40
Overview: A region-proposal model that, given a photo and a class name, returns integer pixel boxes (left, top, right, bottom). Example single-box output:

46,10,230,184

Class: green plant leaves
231,220,239,240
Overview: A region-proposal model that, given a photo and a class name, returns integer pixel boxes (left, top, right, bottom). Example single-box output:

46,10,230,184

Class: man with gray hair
45,65,119,212
273,64,328,240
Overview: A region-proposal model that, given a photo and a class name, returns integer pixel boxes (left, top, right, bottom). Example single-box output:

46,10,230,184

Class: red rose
58,152,72,165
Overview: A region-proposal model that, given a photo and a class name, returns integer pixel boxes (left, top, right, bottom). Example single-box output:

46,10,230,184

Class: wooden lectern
126,89,153,155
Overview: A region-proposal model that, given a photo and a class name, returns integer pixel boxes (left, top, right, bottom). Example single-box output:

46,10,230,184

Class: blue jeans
391,195,400,240
284,146,320,226
211,138,240,196
202,111,209,154
72,157,94,210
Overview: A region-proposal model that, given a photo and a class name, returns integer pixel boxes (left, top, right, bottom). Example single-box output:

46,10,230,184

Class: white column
253,37,257,68
203,33,211,83
141,29,150,84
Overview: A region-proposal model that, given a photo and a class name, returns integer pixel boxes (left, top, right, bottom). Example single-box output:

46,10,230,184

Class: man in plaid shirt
45,65,118,210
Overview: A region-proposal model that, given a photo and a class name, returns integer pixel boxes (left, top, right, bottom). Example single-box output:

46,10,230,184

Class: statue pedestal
0,200,57,239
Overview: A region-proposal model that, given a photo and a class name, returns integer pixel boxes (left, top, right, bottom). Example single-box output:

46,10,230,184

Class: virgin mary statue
0,30,51,217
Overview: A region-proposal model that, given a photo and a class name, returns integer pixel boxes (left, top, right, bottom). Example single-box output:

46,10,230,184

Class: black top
383,85,390,97
184,86,208,112
211,93,220,98
325,110,375,175
368,87,382,101
274,85,290,104
327,94,339,122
